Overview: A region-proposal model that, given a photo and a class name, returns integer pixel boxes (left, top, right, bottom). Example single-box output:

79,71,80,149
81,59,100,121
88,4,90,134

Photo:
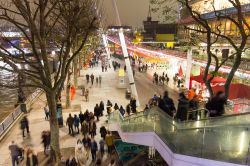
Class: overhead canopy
190,74,226,84
213,84,250,100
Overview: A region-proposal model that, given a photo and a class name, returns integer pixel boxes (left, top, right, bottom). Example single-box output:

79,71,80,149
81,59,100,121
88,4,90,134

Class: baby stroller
17,147,24,163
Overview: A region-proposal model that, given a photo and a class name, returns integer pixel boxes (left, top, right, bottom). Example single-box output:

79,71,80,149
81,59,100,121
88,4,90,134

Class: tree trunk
224,54,241,100
66,71,71,108
46,92,61,164
205,80,213,99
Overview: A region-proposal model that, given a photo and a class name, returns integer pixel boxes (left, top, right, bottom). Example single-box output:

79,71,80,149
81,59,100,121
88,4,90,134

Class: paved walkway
0,58,180,165
0,65,129,166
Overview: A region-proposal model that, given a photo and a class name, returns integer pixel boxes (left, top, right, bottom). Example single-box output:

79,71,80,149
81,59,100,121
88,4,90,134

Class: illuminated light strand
107,37,250,79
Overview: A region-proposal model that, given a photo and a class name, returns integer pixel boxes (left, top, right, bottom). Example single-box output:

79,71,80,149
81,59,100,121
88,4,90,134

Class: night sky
101,0,159,28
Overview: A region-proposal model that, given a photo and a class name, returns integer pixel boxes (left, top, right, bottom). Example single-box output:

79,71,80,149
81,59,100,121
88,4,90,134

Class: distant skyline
101,0,159,29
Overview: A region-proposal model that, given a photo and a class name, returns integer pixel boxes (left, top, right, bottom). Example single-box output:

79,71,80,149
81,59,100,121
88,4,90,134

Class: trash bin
57,103,63,127
20,103,27,113
126,89,131,99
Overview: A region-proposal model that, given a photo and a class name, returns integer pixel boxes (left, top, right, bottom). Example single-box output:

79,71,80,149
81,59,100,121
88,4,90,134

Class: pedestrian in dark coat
26,148,38,166
89,119,96,138
81,121,89,137
126,104,131,116
206,91,226,117
94,104,100,121
79,111,84,126
130,97,137,113
84,109,90,122
86,74,90,84
99,126,107,139
176,93,189,121
119,106,125,116
114,103,119,111
9,141,20,166
90,74,94,85
158,91,176,117
90,138,98,161
20,116,29,137
66,114,74,135
99,101,104,116
73,114,80,134
41,131,50,155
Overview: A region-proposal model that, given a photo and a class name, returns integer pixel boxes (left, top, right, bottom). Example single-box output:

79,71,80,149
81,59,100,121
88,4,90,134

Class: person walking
126,104,131,116
130,97,137,113
99,101,104,116
44,104,49,120
119,106,125,116
66,113,74,136
114,103,119,111
99,126,107,139
158,91,176,117
79,111,84,126
89,119,96,138
99,75,102,85
105,131,114,155
66,156,77,166
20,116,29,137
96,77,98,84
206,91,226,117
86,74,90,84
108,159,115,166
90,138,98,161
41,131,50,155
81,120,89,137
84,89,89,102
99,138,105,157
176,92,189,121
75,139,88,165
84,109,90,122
94,104,100,121
90,74,94,85
9,141,20,166
73,114,80,134
26,148,38,166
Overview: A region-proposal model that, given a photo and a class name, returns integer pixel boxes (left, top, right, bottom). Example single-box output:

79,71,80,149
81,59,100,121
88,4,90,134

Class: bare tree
179,0,250,99
0,0,98,162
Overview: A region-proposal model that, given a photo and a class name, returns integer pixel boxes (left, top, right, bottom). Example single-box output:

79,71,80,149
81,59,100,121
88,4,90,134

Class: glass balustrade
109,107,250,165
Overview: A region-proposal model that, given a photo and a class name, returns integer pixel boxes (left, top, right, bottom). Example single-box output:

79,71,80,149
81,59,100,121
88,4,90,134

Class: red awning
190,74,226,84
213,84,250,100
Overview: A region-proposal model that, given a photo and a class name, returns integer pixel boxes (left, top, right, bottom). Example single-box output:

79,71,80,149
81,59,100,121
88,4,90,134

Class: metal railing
0,88,44,139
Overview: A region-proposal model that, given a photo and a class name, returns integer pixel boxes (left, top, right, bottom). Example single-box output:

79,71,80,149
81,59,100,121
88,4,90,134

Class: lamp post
185,48,192,89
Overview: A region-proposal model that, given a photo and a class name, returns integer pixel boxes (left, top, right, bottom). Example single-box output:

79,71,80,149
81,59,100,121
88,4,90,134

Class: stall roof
213,84,250,100
191,74,226,84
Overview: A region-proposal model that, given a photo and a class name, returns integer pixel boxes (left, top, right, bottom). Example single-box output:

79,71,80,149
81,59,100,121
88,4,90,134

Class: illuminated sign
0,32,23,37
202,3,250,19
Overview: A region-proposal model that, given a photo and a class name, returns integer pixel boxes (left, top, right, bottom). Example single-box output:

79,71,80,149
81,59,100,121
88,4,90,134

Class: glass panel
108,107,250,164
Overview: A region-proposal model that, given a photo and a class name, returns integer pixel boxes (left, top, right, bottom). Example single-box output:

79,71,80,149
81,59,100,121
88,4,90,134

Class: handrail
113,107,250,131
0,76,47,139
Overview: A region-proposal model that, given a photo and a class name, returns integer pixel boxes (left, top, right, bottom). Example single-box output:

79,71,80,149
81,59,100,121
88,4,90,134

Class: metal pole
112,0,140,106
185,48,192,89
102,34,111,67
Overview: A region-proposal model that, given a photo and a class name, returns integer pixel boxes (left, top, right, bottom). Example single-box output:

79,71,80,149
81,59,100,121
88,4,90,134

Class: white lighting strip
107,37,250,79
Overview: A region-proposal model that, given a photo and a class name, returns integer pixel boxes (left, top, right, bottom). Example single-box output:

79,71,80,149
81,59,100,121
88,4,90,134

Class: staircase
108,107,250,166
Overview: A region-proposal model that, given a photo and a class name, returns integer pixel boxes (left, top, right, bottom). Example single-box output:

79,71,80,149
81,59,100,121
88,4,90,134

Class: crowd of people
153,72,170,86
64,100,118,166
149,89,227,121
